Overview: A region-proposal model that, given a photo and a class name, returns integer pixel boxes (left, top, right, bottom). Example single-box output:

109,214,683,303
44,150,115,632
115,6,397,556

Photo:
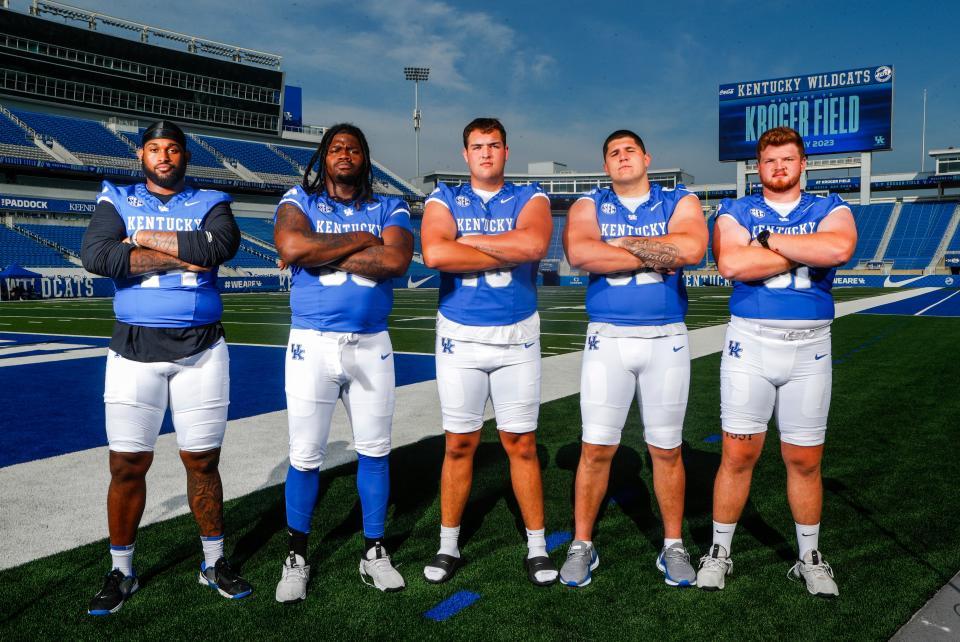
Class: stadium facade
1,1,959,301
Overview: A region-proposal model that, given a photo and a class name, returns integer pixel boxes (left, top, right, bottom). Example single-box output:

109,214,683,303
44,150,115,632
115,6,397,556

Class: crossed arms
420,195,552,273
713,208,857,282
564,194,707,274
273,203,413,279
81,202,240,278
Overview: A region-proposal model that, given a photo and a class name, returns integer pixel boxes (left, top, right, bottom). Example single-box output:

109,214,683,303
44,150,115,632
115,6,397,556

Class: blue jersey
427,182,548,326
277,186,412,333
97,181,229,328
719,192,850,320
584,183,694,326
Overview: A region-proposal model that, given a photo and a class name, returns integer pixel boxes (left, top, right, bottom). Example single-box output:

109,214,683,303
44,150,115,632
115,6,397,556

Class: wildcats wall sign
718,65,893,161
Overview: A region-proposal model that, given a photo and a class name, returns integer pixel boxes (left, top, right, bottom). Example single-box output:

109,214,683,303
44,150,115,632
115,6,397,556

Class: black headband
142,120,187,147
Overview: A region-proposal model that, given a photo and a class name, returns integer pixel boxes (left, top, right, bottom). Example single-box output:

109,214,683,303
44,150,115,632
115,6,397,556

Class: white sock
201,535,224,569
526,528,547,559
663,537,683,550
711,521,737,555
110,543,134,577
795,522,820,559
438,524,460,558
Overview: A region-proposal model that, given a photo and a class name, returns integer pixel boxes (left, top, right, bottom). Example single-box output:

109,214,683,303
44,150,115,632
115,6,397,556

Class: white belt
730,316,831,341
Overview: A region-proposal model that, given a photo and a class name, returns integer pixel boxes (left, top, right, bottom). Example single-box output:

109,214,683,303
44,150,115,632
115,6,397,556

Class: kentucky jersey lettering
277,185,412,332
583,183,692,326
97,181,229,328
718,192,849,320
427,182,548,326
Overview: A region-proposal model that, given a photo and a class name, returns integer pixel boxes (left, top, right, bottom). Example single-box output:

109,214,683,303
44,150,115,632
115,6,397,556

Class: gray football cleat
275,552,309,604
559,540,599,587
656,543,697,587
359,543,405,592
788,549,838,598
697,544,733,591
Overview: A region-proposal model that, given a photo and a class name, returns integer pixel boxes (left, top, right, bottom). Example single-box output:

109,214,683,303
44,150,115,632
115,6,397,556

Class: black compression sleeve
80,201,134,279
175,202,241,267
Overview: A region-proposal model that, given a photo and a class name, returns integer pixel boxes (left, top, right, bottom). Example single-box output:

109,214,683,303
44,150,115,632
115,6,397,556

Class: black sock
364,537,382,555
288,528,308,559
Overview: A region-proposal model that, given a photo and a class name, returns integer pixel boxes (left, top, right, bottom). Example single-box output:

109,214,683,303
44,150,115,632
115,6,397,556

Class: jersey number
318,268,376,288
140,271,198,288
462,269,513,288
605,270,663,286
763,266,811,289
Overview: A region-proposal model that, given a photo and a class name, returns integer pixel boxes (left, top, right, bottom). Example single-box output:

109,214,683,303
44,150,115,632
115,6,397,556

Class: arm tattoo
128,247,191,275
186,466,224,535
275,204,374,265
337,246,397,279
136,230,179,257
471,243,510,259
620,238,681,268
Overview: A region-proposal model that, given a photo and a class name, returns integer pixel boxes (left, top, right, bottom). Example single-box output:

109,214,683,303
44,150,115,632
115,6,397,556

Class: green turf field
3,287,958,640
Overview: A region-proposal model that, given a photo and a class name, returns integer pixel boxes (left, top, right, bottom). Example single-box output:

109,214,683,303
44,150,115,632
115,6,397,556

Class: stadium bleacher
199,135,299,182
12,109,138,169
236,216,277,246
227,244,277,268
883,202,957,269
0,226,73,267
0,110,54,162
19,224,85,255
842,203,894,269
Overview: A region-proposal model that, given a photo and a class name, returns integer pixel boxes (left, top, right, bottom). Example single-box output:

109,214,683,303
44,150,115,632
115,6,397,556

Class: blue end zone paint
424,591,480,622
546,531,572,553
0,332,436,469
858,289,960,317
703,434,722,443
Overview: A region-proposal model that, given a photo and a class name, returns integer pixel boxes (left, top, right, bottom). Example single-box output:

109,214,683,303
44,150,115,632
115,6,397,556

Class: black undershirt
80,189,240,362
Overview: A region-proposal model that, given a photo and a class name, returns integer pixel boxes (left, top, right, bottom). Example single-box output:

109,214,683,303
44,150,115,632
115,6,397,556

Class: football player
272,124,414,601
419,118,557,586
697,126,856,597
80,120,248,615
560,130,707,587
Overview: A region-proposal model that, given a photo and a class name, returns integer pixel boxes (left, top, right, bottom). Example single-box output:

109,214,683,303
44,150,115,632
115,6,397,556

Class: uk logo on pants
728,340,742,358
587,336,599,351
290,343,305,360
441,338,455,354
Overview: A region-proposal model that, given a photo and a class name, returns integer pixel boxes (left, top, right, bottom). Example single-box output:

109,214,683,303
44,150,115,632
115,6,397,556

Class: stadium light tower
404,66,430,178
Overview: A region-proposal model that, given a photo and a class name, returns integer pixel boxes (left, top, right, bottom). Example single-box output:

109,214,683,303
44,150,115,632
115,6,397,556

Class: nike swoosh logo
367,203,381,210
672,346,684,352
650,202,662,210
815,353,828,360
801,532,817,537
524,342,535,348
407,275,432,288
500,196,515,203
714,530,731,534
380,353,391,360
882,275,926,288
185,201,201,206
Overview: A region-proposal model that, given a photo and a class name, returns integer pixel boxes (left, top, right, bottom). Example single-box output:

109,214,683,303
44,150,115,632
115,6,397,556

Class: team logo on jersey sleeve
283,187,298,197
455,195,471,208
600,202,617,215
317,202,333,214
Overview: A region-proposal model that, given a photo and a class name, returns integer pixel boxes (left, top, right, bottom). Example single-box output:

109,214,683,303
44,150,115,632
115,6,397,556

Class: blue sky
41,0,960,183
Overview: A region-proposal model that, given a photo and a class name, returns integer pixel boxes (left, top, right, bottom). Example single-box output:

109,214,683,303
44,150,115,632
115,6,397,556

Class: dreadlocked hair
301,123,374,206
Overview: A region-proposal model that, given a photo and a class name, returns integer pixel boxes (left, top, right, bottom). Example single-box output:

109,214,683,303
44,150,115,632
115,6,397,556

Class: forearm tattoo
620,238,681,268
128,247,190,275
276,204,371,261
186,468,224,535
337,246,400,279
136,230,179,257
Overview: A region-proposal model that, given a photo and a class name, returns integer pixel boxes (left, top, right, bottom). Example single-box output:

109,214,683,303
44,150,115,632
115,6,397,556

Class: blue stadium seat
199,136,299,176
12,109,134,160
235,217,277,246
226,244,277,268
883,203,956,269
841,203,894,269
19,224,85,255
0,226,73,267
